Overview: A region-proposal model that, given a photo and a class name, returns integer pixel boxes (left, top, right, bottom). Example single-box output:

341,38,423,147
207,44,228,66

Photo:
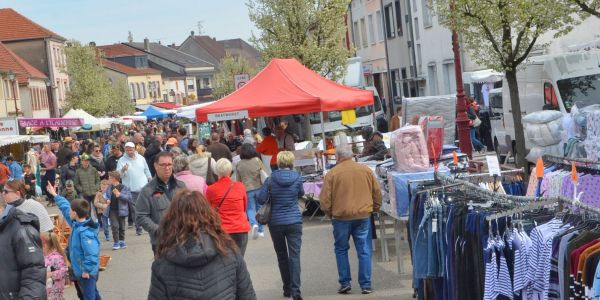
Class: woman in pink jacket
173,155,207,194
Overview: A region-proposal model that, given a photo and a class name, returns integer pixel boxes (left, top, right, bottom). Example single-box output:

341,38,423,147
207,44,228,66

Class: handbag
255,179,272,225
206,156,217,185
472,116,482,127
256,157,268,183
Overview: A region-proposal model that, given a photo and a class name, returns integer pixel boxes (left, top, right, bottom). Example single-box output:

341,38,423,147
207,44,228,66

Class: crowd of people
0,118,383,300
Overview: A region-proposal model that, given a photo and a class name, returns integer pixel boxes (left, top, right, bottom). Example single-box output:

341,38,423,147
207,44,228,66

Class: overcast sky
2,0,258,45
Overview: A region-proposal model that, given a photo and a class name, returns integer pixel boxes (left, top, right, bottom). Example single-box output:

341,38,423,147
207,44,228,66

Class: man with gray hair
319,144,382,295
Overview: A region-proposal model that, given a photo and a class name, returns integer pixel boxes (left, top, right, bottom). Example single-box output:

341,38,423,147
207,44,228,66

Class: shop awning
152,102,180,109
195,58,374,122
0,135,50,147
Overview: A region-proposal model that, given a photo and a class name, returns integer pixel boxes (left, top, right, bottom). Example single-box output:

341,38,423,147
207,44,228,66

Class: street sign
207,110,249,122
234,74,249,90
0,117,19,135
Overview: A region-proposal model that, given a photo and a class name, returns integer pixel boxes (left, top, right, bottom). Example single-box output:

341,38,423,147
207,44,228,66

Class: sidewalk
48,203,414,299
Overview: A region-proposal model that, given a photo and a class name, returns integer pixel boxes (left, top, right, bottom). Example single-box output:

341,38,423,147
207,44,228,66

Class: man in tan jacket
319,144,381,295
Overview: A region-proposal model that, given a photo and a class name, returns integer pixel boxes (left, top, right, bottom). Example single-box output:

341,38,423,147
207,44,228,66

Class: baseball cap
166,137,178,146
63,137,73,143
124,142,135,148
80,153,90,161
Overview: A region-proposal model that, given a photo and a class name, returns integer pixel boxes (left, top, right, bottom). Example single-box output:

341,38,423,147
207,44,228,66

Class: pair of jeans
79,275,101,300
332,217,373,289
230,232,248,256
109,210,126,243
470,127,485,150
246,189,264,233
129,191,141,232
269,223,303,297
101,214,110,239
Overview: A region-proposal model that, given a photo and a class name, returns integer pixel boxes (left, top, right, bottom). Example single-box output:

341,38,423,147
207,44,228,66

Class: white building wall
349,0,390,102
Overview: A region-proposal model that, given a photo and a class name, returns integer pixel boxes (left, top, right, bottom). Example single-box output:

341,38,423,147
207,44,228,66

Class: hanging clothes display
407,172,600,300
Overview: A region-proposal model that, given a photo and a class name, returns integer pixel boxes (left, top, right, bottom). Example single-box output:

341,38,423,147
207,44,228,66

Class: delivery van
490,50,600,152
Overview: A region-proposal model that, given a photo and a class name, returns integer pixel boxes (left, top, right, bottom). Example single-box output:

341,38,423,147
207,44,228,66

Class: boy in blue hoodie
47,182,102,300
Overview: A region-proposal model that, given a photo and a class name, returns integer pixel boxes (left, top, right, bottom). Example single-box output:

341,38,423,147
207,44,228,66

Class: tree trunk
505,70,529,170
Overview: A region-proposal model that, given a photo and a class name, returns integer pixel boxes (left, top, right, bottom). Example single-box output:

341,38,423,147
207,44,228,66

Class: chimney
191,30,195,37
144,38,150,51
213,37,216,41
89,41,96,47
158,40,162,45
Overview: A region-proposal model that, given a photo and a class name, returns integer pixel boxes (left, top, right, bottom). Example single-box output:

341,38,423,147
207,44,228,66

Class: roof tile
0,8,65,42
192,36,226,61
101,59,161,76
0,42,47,84
97,44,145,58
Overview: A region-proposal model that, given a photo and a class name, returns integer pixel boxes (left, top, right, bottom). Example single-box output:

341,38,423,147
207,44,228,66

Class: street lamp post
450,2,472,158
7,70,20,116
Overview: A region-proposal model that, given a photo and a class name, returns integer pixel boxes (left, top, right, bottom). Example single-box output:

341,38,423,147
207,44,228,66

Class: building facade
101,58,162,105
0,8,69,117
348,0,391,106
124,39,215,102
0,42,50,118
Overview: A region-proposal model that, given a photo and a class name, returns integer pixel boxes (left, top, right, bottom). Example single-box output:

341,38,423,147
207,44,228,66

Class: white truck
490,50,600,153
309,57,385,134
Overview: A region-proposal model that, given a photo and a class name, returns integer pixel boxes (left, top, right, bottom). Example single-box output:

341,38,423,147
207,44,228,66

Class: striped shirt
495,237,513,299
484,237,499,300
527,219,564,300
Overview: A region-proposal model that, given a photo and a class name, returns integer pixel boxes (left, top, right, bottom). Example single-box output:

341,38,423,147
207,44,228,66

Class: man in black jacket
105,144,124,173
0,196,46,299
136,152,185,253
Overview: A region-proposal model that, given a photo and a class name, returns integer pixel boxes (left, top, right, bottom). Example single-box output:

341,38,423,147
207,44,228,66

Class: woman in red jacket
205,158,251,256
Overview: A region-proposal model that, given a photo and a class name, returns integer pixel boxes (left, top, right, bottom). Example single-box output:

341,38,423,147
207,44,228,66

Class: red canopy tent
195,58,374,122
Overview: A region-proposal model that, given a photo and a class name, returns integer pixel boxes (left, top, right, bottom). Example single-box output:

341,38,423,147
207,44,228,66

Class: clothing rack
456,168,524,179
543,154,600,169
435,173,533,205
485,198,559,221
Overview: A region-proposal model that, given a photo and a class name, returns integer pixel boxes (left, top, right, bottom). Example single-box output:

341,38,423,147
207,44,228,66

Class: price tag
486,155,501,176
432,218,438,233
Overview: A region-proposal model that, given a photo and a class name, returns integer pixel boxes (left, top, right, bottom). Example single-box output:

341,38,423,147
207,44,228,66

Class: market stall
195,58,373,124
141,106,168,120
62,109,111,132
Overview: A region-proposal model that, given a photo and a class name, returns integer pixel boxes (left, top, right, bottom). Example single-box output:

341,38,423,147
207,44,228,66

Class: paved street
49,205,414,299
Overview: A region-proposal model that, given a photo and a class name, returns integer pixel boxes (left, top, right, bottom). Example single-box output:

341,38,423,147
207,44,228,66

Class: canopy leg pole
320,111,326,149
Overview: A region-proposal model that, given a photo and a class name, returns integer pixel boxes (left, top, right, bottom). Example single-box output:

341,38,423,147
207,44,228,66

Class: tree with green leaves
64,40,134,116
432,0,577,168
571,0,600,17
247,0,351,79
212,54,258,98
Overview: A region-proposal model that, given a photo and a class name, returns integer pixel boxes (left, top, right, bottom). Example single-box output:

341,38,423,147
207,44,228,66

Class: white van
309,86,384,134
490,50,600,151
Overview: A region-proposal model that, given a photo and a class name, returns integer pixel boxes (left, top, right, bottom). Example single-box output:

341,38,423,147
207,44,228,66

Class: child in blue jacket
47,182,102,300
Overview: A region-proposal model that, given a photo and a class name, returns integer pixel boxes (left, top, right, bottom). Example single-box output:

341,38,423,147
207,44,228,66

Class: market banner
18,118,85,128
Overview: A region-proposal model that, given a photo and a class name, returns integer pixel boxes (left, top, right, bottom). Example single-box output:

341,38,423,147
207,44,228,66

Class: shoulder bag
206,156,217,185
217,182,234,212
255,179,272,225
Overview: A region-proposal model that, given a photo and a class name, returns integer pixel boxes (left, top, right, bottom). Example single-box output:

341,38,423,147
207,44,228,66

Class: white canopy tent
63,109,111,131
468,69,504,83
176,101,216,120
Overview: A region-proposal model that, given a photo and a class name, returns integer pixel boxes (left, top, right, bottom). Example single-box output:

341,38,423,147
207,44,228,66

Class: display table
375,211,408,275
